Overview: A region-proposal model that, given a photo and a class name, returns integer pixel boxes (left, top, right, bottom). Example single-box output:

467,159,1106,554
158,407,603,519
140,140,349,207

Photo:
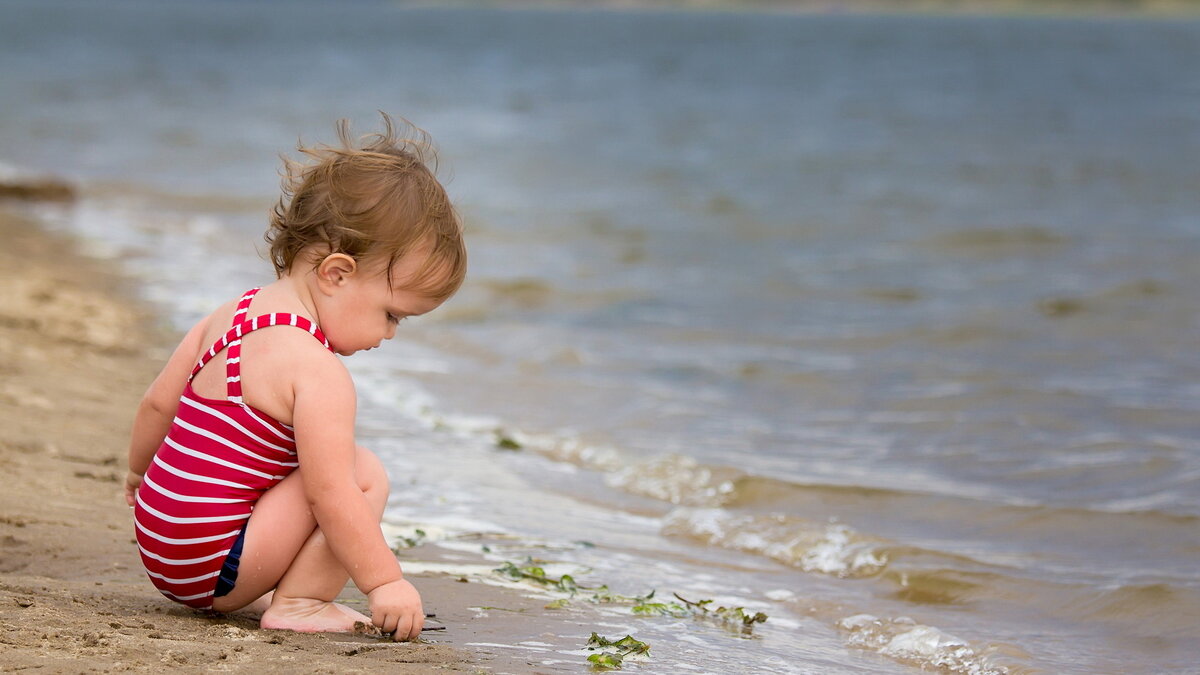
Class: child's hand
367,578,424,641
124,471,143,507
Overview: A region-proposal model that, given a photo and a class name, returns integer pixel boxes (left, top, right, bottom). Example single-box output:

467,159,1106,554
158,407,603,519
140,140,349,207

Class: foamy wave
837,614,1010,675
353,372,625,473
606,454,742,506
662,508,887,577
0,160,30,181
515,433,623,472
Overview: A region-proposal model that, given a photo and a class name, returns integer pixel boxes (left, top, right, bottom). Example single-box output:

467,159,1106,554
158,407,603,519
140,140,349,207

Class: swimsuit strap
188,288,333,404
222,289,261,403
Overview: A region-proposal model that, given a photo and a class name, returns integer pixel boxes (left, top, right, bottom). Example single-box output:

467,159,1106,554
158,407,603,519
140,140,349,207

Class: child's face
320,252,444,356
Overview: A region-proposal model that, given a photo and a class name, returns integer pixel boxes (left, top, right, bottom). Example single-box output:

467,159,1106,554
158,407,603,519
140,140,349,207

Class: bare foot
260,595,372,633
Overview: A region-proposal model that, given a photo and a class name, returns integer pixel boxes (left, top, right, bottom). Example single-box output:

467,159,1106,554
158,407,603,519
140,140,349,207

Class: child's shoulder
192,291,337,366
189,296,248,350
194,290,349,416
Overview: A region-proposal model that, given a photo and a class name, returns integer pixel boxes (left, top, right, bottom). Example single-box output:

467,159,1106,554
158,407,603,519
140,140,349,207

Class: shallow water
2,1,1199,672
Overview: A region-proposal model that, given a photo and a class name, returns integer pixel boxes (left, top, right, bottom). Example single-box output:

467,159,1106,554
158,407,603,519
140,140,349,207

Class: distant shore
439,0,1200,15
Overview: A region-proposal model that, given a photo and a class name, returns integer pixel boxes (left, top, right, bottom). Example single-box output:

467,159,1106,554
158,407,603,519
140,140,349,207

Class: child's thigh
210,471,317,611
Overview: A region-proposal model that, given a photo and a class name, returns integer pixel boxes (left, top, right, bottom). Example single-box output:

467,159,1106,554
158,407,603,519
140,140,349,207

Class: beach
0,200,567,673
2,2,1199,672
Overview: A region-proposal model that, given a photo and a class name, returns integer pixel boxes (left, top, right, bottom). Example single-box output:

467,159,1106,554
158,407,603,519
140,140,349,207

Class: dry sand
0,201,590,674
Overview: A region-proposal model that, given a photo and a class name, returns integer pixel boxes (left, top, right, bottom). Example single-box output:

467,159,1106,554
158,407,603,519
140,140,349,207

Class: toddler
124,114,465,641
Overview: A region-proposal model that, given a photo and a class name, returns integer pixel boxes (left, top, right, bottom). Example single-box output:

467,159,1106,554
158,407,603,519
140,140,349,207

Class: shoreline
0,198,558,673
427,0,1200,18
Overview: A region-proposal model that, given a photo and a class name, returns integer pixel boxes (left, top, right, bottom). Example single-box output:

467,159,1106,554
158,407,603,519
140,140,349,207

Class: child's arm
124,315,211,505
291,351,423,639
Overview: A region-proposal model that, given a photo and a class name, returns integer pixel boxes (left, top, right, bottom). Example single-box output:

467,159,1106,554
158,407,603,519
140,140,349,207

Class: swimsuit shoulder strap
187,289,333,404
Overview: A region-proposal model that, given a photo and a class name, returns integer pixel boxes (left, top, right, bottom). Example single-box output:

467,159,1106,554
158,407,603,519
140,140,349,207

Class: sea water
2,2,1198,672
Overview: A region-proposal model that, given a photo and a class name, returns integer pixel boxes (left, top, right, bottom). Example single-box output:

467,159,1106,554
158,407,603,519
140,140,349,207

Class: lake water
2,1,1198,672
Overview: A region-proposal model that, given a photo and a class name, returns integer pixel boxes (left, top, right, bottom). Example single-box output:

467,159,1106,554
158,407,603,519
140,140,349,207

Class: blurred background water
2,1,1198,672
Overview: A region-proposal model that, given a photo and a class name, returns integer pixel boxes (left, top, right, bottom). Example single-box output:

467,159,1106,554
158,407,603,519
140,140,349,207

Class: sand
0,201,580,674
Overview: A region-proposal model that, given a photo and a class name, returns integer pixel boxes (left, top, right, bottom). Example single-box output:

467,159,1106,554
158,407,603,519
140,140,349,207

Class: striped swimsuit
133,288,332,609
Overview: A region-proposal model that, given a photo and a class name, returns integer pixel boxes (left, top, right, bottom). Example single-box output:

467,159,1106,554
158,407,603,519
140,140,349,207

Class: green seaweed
390,528,427,551
631,592,689,617
585,632,650,670
587,585,659,606
490,557,768,669
673,592,768,633
492,559,767,632
587,653,625,669
494,430,522,450
493,560,585,595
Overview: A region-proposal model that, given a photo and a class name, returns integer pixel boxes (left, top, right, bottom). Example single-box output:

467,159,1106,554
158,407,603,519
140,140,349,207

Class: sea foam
662,508,887,578
837,614,1010,675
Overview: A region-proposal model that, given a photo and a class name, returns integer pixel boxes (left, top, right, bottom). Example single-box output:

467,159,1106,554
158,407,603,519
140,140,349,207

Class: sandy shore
0,200,580,673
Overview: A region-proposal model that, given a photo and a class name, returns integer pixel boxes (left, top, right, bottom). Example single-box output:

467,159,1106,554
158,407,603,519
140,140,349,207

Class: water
2,1,1199,672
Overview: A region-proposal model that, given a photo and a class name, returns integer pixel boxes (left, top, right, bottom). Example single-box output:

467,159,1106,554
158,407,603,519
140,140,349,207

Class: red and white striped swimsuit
133,288,332,609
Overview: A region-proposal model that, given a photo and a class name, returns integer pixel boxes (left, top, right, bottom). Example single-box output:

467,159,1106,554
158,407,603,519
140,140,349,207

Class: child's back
135,288,330,607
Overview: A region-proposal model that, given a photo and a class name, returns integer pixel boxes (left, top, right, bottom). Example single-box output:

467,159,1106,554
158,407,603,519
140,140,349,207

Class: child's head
266,113,465,302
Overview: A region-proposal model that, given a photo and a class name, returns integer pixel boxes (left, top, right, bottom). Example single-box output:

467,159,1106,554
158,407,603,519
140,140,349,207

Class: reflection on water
2,2,1199,672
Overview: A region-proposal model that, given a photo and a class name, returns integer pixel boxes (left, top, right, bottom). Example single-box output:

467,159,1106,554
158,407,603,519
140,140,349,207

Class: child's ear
315,253,358,292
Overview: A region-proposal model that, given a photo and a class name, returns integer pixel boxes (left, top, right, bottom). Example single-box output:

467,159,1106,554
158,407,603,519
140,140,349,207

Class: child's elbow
141,391,176,420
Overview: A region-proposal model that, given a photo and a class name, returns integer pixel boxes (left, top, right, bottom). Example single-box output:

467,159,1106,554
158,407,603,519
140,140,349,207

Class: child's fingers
393,614,414,642
374,610,399,635
124,472,142,507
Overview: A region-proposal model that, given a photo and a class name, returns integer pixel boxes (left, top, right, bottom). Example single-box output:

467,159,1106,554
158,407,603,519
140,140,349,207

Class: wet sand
0,202,573,673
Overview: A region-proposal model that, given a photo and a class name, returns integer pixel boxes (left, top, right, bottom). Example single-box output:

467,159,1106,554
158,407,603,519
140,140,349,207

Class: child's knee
355,445,389,496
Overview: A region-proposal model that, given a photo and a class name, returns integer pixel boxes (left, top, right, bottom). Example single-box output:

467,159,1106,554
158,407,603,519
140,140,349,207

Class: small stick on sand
352,620,446,638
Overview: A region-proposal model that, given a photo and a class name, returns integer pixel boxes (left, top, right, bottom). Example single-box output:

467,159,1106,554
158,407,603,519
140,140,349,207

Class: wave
837,614,1016,675
663,508,888,578
1059,582,1200,641
833,580,1200,675
433,274,644,324
419,408,1199,563
1037,277,1173,319
345,373,1200,655
605,453,742,506
80,180,273,214
0,174,75,203
919,226,1067,256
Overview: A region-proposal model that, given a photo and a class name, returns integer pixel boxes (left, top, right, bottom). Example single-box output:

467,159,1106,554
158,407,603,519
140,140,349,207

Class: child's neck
277,269,322,324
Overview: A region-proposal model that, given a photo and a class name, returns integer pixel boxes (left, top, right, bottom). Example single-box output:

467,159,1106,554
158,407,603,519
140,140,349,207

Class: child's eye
387,312,404,324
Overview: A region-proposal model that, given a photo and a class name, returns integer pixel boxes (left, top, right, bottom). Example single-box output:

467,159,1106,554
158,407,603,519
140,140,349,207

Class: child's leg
260,448,391,631
210,445,390,632
237,591,274,618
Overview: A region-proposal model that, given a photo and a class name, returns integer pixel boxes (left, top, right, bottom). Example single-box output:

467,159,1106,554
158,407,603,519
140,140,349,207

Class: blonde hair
266,113,465,301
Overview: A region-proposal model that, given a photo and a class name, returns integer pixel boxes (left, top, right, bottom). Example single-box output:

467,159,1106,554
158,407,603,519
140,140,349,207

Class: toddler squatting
124,115,466,641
